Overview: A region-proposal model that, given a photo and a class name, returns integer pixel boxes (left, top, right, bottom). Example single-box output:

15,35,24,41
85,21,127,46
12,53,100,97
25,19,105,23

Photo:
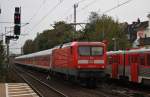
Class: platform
0,83,39,97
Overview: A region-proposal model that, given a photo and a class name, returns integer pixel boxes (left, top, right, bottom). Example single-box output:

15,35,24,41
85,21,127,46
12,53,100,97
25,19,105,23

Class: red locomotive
106,48,150,85
15,41,107,87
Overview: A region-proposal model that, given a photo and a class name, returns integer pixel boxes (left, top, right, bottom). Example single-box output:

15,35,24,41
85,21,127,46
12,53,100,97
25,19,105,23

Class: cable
63,0,87,22
31,0,64,32
64,0,98,23
5,0,46,39
80,0,97,10
77,0,87,4
28,1,45,23
102,0,134,14
10,48,21,49
23,1,45,37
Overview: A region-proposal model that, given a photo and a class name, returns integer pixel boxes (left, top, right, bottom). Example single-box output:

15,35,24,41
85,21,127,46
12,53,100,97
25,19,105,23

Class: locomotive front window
91,47,103,56
78,46,103,56
79,46,90,56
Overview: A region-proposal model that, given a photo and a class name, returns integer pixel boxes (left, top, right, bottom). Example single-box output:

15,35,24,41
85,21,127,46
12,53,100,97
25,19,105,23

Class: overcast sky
0,0,150,54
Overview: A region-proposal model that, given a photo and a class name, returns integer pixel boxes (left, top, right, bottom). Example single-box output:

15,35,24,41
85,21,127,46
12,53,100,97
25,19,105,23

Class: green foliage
0,40,5,65
0,40,6,82
80,12,131,51
23,39,34,54
23,12,131,53
23,21,74,54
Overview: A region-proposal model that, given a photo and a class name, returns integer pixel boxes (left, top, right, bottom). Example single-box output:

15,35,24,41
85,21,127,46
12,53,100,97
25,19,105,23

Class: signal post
5,7,21,64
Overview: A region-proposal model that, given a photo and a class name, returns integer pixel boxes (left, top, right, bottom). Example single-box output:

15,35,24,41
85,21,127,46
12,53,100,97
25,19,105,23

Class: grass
0,64,18,82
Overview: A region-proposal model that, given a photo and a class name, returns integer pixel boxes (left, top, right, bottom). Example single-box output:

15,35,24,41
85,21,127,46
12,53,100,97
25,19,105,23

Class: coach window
129,56,131,63
44,56,47,61
147,54,150,66
140,55,145,66
107,56,113,64
117,55,120,64
91,47,103,56
128,56,131,65
41,57,44,61
79,46,90,56
70,46,72,54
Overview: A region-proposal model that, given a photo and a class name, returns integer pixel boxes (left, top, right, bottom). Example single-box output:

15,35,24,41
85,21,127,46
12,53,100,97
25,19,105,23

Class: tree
81,12,131,51
22,14,131,52
0,40,5,65
53,21,74,43
23,39,34,54
23,21,75,53
39,21,73,49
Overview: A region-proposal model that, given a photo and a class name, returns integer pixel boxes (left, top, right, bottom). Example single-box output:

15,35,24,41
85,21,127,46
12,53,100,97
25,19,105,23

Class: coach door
112,55,119,79
130,54,139,83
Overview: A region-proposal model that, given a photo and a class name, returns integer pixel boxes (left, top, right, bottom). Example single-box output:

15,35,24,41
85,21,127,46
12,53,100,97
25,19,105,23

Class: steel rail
14,65,69,97
12,66,44,97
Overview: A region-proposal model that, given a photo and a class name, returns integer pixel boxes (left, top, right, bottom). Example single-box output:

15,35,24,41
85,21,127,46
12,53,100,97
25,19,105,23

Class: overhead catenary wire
94,0,134,41
10,0,137,54
22,0,46,37
20,0,134,36
30,0,64,32
64,0,98,23
80,0,97,10
80,0,134,41
102,0,134,14
77,0,87,4
62,0,87,21
65,0,134,24
65,0,97,28
23,0,134,38
28,0,46,23
21,0,64,42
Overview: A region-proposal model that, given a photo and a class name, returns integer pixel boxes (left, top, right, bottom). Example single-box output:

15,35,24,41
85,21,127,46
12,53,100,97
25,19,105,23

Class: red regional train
106,48,150,85
15,41,107,87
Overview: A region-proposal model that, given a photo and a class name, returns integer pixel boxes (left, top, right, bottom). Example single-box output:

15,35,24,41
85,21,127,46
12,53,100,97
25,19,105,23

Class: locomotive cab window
79,46,90,56
78,46,103,56
91,47,103,56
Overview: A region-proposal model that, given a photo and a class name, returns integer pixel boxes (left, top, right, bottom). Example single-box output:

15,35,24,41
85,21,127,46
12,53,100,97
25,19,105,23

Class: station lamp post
112,38,117,51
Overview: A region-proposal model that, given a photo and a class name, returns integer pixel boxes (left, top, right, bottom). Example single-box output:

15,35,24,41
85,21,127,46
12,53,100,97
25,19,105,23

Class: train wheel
86,78,97,88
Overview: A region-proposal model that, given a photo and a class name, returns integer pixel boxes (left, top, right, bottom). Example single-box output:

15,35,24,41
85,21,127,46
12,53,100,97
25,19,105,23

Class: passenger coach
106,49,150,85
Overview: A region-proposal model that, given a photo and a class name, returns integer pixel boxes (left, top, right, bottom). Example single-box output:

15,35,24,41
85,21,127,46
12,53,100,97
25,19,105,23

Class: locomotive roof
127,48,150,54
16,41,105,59
16,42,73,59
16,49,53,59
72,41,105,46
107,50,123,55
107,48,150,55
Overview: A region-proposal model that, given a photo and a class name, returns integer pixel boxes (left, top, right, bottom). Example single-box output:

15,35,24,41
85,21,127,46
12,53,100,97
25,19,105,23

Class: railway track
14,65,150,97
15,65,136,97
13,65,69,97
15,65,122,97
97,81,150,97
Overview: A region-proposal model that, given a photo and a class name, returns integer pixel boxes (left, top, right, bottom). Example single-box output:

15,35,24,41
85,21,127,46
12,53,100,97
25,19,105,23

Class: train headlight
78,60,88,64
94,60,104,64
